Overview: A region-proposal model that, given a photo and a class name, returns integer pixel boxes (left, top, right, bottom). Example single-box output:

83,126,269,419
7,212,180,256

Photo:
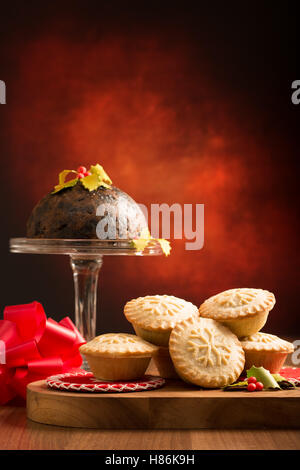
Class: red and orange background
0,3,299,336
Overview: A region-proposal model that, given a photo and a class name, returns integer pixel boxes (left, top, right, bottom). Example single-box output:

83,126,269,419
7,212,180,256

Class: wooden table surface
0,403,300,450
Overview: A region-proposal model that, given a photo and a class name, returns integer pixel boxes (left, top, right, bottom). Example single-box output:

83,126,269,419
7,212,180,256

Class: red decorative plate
278,367,300,382
46,371,165,393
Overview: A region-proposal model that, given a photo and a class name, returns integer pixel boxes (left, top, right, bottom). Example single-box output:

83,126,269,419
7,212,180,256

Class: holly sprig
52,164,112,194
223,366,298,392
131,227,171,257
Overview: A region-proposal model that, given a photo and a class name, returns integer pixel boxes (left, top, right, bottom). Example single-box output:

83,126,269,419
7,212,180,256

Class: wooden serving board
27,379,300,429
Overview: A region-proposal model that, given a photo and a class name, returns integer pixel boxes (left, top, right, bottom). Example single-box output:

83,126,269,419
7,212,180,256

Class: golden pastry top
199,288,275,320
187,326,232,367
124,295,199,331
169,316,245,388
241,332,294,353
79,333,158,358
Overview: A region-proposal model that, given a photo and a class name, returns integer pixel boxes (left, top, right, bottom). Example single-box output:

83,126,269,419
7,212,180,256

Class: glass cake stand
9,238,163,369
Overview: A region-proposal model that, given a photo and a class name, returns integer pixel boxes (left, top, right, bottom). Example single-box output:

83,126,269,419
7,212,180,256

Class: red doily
46,371,165,393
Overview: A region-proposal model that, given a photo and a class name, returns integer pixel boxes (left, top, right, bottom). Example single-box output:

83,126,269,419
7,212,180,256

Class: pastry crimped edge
169,316,245,388
199,288,275,321
124,294,199,331
79,333,158,358
241,332,294,353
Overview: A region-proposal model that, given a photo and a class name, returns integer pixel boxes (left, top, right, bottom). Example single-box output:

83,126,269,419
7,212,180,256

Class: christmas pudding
26,164,148,240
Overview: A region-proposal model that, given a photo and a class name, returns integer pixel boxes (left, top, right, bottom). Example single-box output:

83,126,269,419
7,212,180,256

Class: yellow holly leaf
52,178,78,194
90,164,112,185
81,173,106,191
131,238,150,252
52,170,78,194
58,169,77,185
132,227,171,256
157,239,171,256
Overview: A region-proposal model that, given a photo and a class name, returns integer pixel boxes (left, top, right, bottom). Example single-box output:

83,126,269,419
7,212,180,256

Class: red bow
0,301,86,404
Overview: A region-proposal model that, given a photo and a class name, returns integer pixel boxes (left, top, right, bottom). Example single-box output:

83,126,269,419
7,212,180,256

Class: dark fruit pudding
26,165,148,240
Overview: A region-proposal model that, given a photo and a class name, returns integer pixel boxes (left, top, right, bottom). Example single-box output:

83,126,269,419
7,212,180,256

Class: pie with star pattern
199,288,275,338
124,295,198,346
169,316,245,388
240,332,294,373
79,333,159,381
79,333,158,357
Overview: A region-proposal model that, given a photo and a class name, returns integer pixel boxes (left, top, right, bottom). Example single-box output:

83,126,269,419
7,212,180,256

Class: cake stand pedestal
9,238,162,369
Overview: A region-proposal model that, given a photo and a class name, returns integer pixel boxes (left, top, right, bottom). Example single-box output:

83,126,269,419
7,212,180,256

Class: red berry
255,382,264,391
84,171,91,176
247,383,257,392
77,166,87,174
77,172,85,179
247,376,257,384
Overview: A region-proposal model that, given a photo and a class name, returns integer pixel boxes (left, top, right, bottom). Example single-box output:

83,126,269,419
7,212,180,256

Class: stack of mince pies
124,295,199,379
79,288,294,387
198,288,293,376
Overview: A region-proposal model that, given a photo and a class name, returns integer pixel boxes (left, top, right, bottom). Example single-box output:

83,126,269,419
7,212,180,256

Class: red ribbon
0,301,86,404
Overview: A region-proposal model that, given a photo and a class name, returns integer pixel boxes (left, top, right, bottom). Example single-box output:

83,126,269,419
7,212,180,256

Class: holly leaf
223,381,248,391
157,239,171,256
58,170,77,185
90,164,112,185
131,228,151,252
81,173,110,191
131,228,171,256
272,374,297,389
272,373,286,383
131,238,150,252
247,366,280,389
78,164,112,191
52,170,78,194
